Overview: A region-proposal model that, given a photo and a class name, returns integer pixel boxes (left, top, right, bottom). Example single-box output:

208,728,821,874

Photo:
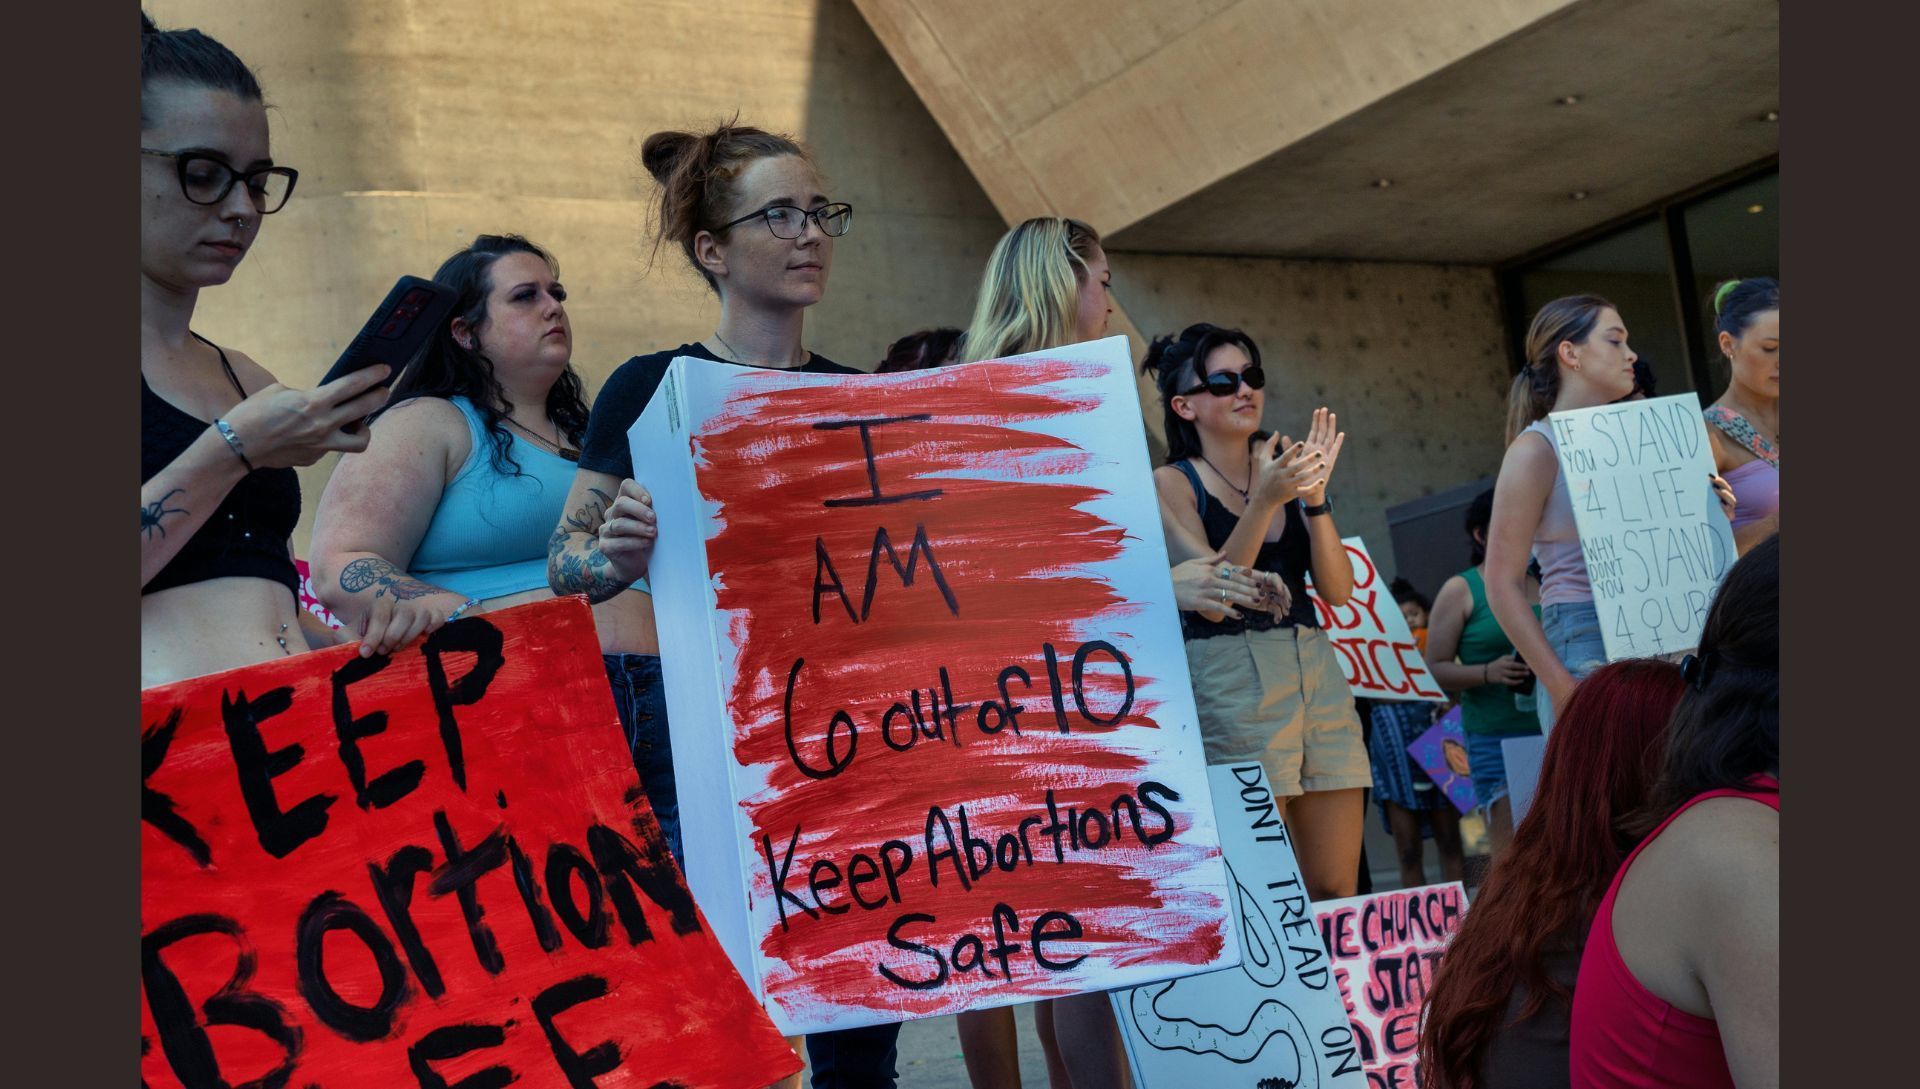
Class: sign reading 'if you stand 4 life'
1549,393,1736,660
633,338,1237,1035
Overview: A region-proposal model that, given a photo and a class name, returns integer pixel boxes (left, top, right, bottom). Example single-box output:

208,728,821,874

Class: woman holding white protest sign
310,235,586,655
1490,297,1656,730
543,120,890,1089
944,214,1129,1089
1703,277,1779,555
1144,322,1366,899
140,13,393,687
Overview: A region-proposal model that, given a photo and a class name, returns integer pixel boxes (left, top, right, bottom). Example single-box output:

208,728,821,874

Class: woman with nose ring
141,12,392,687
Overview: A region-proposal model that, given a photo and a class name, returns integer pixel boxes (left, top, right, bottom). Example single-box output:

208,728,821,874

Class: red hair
1418,660,1685,1089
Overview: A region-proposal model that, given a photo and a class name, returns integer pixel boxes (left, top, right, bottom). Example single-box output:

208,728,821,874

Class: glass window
1682,170,1778,389
1511,216,1692,396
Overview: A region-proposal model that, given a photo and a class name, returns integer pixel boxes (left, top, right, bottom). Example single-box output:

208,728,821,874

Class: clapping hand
1281,407,1345,505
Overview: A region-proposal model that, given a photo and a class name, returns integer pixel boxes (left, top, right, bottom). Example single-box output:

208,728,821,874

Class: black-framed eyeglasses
141,149,299,214
716,202,853,240
1182,364,1267,397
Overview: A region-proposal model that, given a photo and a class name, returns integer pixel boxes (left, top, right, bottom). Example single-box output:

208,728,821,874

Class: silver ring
1220,588,1228,603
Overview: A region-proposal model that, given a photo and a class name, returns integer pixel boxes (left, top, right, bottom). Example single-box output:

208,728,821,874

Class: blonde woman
951,216,1127,1089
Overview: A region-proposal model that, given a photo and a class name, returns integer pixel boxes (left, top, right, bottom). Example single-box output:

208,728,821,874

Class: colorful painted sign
1116,763,1366,1089
631,337,1237,1034
139,598,800,1089
1305,537,1446,702
1548,393,1737,660
1315,884,1469,1089
295,557,344,629
1406,706,1476,815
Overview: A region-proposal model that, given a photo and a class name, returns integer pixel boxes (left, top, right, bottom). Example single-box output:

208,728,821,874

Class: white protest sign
1305,537,1446,702
1548,394,1736,660
630,338,1237,1035
1115,763,1366,1089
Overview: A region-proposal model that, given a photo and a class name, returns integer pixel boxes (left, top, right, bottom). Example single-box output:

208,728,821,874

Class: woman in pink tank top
1570,535,1779,1089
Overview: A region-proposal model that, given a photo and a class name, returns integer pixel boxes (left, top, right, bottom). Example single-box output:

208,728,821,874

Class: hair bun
639,130,700,185
1711,279,1740,315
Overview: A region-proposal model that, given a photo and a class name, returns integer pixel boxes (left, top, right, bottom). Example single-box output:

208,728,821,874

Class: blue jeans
805,1022,902,1088
603,653,682,866
1538,600,1607,733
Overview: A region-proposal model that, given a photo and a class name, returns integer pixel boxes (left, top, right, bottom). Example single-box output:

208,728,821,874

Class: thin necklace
504,416,580,461
713,330,804,369
1198,452,1251,501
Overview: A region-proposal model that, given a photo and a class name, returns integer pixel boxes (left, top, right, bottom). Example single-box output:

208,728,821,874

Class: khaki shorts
1185,626,1372,797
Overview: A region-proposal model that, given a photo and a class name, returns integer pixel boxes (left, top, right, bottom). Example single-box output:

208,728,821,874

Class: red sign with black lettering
139,597,799,1089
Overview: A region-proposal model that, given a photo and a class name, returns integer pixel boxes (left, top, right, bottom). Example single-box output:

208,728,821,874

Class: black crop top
1172,459,1318,639
141,336,301,599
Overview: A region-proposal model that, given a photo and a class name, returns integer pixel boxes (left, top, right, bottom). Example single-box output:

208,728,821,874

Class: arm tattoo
141,489,188,540
339,557,444,601
547,487,635,604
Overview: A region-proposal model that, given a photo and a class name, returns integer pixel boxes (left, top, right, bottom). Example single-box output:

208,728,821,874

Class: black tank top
142,335,301,599
1172,459,1318,639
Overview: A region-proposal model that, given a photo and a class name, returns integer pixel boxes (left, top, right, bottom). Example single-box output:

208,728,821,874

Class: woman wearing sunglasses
141,13,391,687
543,121,892,1089
1145,323,1370,904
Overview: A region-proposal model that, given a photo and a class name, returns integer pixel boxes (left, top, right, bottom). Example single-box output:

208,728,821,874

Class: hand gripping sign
631,337,1237,1035
139,598,800,1089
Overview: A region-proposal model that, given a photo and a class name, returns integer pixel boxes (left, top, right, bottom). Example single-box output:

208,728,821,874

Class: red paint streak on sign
693,359,1224,1018
139,598,798,1089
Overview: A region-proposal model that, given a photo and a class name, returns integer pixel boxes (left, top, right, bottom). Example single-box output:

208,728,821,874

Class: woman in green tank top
1425,491,1543,859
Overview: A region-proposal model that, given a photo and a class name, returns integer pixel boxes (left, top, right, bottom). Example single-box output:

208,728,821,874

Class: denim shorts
1538,600,1607,733
1466,728,1536,808
603,653,682,867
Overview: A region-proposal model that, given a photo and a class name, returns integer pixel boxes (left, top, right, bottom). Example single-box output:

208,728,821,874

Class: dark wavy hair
1628,533,1779,838
1419,659,1686,1089
1142,323,1264,463
141,11,263,126
379,235,590,477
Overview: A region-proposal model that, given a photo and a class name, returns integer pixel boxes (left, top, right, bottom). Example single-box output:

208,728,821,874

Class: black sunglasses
1181,364,1267,398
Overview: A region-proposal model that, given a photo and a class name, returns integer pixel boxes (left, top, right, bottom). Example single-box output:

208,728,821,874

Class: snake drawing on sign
1127,860,1320,1087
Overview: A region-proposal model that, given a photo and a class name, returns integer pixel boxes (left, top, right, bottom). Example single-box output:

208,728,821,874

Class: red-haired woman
1417,659,1686,1089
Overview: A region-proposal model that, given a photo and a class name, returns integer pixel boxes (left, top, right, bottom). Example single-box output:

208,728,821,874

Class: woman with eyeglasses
140,12,391,687
1143,323,1367,905
543,121,888,1089
309,235,588,658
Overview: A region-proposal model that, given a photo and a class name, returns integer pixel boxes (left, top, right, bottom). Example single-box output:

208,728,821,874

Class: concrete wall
1110,251,1513,560
149,1,1513,571
150,0,1008,551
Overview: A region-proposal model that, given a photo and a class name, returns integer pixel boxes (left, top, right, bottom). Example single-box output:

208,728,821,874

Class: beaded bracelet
213,418,255,471
445,598,482,622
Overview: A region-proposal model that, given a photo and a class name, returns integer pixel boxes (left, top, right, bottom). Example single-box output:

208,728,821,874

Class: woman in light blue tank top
311,234,591,657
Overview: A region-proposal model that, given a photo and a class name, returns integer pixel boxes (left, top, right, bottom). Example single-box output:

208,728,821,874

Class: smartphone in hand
318,275,458,391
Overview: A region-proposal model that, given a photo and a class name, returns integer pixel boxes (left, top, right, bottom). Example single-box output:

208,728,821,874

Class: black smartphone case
319,275,458,389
